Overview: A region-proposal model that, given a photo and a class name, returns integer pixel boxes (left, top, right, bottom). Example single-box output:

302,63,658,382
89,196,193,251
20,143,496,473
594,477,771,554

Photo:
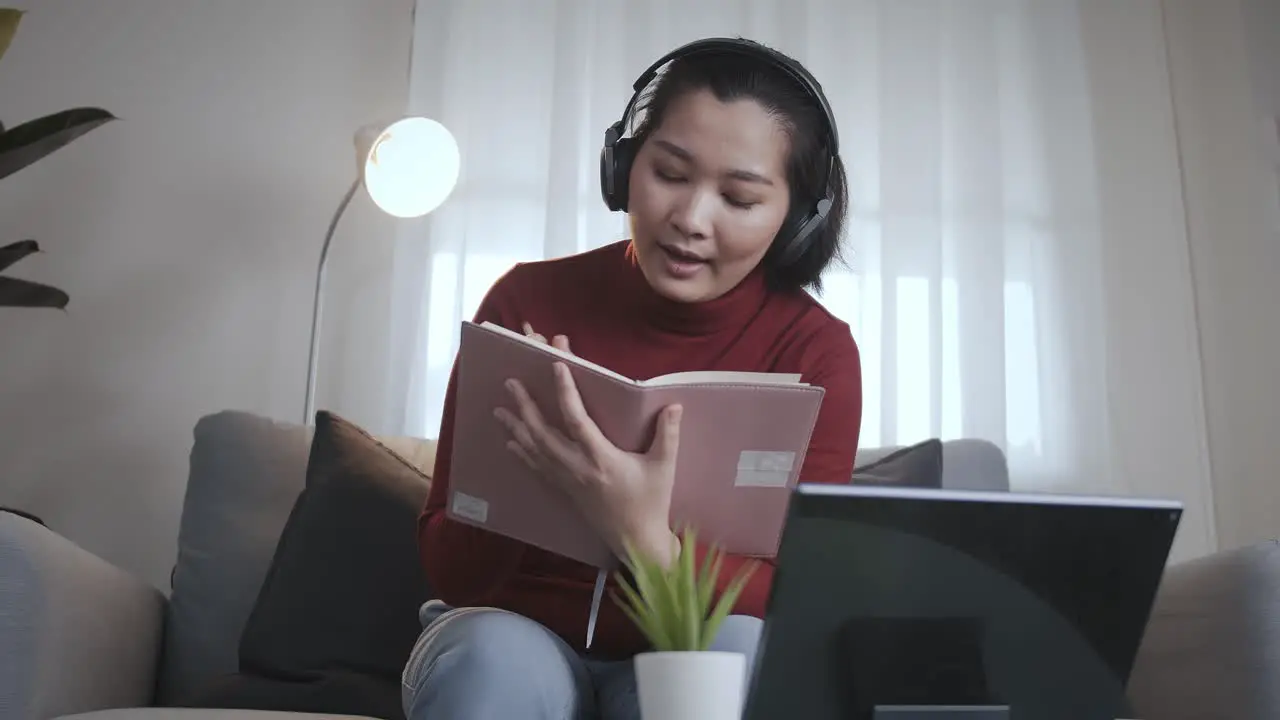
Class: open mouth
658,243,708,264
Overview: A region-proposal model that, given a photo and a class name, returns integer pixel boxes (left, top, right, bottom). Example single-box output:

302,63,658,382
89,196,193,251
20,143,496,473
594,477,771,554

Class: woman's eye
654,167,685,182
725,196,757,209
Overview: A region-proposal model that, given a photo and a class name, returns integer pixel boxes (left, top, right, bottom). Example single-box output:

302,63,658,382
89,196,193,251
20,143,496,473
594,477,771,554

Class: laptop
742,483,1183,720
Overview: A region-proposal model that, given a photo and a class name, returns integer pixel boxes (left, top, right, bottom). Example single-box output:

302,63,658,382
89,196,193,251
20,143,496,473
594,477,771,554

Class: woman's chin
652,278,711,303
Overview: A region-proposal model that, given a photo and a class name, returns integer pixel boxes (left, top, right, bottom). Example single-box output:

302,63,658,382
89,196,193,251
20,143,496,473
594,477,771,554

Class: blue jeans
401,600,763,720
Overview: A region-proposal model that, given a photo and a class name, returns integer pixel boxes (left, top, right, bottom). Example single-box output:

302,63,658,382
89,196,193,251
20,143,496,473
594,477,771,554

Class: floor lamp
304,116,461,425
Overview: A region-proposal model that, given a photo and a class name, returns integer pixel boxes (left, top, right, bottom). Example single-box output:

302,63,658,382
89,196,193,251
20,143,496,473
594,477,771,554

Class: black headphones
600,37,840,266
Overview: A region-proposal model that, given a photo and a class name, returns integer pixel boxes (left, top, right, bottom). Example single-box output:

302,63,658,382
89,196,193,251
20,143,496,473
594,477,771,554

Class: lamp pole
303,177,361,425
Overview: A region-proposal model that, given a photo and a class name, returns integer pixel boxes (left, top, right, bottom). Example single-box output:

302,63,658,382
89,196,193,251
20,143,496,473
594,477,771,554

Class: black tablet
743,483,1182,720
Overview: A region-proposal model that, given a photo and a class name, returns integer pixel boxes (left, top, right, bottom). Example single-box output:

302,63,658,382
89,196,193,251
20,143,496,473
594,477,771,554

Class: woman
403,37,863,720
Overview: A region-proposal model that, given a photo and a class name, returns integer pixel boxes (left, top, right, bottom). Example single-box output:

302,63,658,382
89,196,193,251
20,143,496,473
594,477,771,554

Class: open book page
475,321,806,387
640,370,806,386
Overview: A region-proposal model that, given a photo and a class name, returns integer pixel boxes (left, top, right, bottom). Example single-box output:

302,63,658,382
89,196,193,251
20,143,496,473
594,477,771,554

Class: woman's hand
494,337,682,568
521,322,571,354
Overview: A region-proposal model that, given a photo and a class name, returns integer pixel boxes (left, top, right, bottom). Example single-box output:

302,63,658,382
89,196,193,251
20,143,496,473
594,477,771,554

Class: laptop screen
743,485,1182,720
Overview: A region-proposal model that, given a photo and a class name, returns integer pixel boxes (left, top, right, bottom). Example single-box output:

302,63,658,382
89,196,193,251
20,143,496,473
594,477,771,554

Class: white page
642,370,806,386
477,321,806,387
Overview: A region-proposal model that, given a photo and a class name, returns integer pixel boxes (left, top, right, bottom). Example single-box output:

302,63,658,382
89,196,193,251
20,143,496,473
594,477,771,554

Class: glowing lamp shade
303,116,462,425
361,117,461,218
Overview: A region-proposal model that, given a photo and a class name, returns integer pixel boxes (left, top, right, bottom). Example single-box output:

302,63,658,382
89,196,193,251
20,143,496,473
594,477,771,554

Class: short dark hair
630,42,848,293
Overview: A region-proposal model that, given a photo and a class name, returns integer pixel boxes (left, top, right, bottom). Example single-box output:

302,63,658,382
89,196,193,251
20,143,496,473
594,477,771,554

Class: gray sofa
1,410,1276,719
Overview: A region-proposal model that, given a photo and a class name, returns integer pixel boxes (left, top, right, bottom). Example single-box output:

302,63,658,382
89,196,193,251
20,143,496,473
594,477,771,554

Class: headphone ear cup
600,122,636,212
773,197,832,266
607,137,636,212
600,131,619,211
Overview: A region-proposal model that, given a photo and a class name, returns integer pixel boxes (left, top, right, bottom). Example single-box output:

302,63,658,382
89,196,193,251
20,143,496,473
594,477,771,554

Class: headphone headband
616,37,840,160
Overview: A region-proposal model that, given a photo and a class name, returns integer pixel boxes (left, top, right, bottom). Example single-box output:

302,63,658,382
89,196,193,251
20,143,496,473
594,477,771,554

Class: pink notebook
446,320,827,569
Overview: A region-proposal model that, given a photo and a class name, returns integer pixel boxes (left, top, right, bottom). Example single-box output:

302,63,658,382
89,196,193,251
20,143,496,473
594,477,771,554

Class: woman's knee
710,614,764,667
402,608,592,720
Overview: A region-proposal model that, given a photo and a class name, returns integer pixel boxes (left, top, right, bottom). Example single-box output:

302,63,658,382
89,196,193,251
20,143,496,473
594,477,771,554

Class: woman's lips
658,243,706,262
656,243,708,279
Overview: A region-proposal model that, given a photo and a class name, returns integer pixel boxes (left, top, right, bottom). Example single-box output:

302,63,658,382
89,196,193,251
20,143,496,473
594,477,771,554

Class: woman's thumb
649,404,683,461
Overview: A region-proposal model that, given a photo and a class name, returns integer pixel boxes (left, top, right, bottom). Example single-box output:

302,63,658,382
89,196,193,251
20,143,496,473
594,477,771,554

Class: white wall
1241,0,1280,231
1242,0,1280,117
1162,0,1280,553
0,0,412,589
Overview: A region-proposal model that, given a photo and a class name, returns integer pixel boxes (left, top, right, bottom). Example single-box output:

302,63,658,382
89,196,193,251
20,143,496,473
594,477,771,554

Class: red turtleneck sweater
418,240,862,658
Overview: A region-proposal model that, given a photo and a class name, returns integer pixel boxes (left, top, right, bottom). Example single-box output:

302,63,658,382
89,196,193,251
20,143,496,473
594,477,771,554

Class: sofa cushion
1126,540,1280,720
54,710,377,720
851,439,944,488
182,671,401,720
228,411,432,718
160,411,314,705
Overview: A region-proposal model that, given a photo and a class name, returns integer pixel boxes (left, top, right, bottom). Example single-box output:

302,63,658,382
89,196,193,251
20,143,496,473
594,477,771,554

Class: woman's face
627,88,792,303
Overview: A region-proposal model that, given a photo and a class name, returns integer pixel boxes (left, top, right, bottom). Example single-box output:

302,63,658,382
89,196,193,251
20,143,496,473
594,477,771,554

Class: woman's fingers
504,378,579,468
522,322,547,345
506,439,539,472
552,363,609,456
494,406,534,449
495,402,566,476
523,322,573,356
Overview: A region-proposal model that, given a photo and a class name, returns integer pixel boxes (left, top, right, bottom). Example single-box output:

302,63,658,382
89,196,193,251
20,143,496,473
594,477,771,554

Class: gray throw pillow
161,411,312,705
851,439,944,488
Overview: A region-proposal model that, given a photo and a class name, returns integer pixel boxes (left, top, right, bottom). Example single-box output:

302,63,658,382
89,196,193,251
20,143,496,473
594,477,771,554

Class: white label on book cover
450,491,489,524
734,451,796,487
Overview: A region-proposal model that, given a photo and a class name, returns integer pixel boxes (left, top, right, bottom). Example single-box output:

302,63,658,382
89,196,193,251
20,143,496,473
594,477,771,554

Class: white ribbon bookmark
586,568,608,649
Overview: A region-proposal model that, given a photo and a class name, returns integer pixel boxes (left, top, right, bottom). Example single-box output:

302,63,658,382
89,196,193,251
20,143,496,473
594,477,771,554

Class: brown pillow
235,411,432,696
851,439,944,488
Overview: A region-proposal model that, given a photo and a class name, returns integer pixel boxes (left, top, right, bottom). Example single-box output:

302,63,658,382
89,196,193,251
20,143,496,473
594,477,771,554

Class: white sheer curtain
385,0,1217,560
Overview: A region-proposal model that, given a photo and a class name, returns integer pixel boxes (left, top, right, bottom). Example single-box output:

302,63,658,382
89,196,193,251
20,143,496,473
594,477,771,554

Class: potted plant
613,526,761,720
0,8,116,310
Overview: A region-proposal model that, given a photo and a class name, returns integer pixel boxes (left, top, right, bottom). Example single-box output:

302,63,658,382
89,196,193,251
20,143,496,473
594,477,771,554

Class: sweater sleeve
417,273,530,607
703,326,864,618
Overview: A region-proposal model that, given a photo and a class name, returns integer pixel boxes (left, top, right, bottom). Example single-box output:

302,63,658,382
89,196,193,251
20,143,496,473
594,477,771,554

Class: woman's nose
670,188,715,239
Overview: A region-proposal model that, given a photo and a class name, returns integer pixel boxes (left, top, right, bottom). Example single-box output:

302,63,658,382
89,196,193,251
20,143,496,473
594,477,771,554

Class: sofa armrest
0,512,167,719
1126,540,1280,719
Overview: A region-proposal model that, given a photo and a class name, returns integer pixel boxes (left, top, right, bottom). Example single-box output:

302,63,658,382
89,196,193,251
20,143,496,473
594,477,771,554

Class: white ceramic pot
634,650,747,720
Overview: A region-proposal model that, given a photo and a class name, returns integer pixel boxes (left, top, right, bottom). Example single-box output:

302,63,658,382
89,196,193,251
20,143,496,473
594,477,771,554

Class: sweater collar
621,241,768,336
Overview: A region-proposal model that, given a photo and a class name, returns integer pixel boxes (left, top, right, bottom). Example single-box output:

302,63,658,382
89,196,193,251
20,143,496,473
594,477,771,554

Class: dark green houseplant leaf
0,275,69,309
0,8,22,62
0,9,110,312
0,239,39,273
0,107,117,182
